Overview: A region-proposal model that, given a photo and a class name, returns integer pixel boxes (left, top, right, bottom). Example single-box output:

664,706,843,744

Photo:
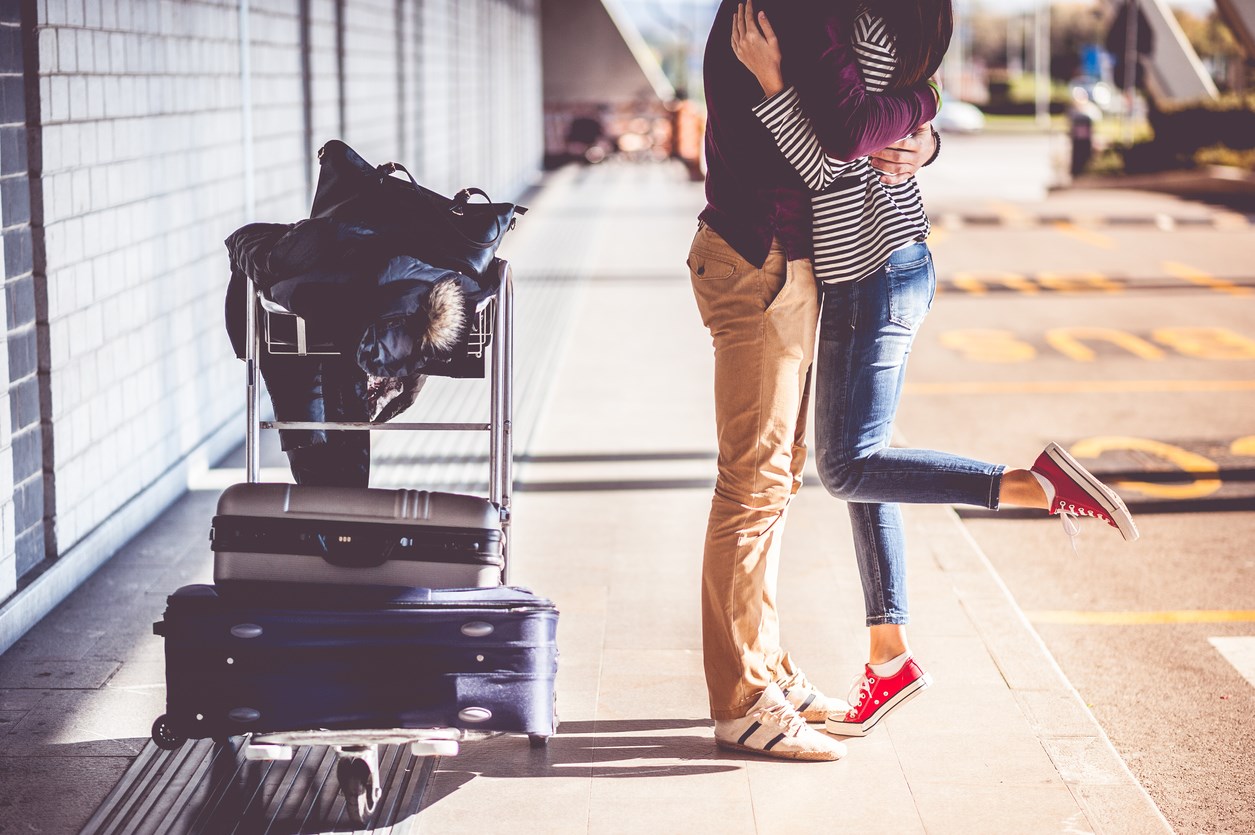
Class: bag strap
379,163,509,247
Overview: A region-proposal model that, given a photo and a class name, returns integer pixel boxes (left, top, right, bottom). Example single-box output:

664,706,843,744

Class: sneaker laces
749,699,809,738
776,669,813,697
843,673,874,718
1058,509,1082,555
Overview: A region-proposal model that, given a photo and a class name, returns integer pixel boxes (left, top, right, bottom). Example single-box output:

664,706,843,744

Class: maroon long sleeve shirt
699,0,938,267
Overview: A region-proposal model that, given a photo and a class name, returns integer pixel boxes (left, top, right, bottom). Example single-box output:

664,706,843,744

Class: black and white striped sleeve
752,86,852,192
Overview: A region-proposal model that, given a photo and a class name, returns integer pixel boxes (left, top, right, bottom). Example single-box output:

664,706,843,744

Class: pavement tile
4,688,162,757
417,734,593,834
589,798,756,835
84,629,166,663
1071,784,1174,835
0,755,133,835
1015,690,1109,738
1,621,107,662
746,736,927,833
0,689,49,710
907,781,1095,835
888,727,1063,787
0,659,120,690
102,658,166,690
594,676,708,724
587,735,744,794
1040,736,1132,787
0,710,25,753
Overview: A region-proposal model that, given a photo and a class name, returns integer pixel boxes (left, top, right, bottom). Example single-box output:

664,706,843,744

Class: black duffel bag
310,139,526,280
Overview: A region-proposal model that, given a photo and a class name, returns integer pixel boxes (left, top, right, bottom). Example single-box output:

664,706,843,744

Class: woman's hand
731,1,784,98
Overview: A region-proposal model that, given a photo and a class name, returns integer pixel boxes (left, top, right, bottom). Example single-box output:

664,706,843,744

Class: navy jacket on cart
223,218,490,486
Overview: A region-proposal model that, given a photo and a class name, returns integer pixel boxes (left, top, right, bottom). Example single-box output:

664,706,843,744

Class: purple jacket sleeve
787,15,938,163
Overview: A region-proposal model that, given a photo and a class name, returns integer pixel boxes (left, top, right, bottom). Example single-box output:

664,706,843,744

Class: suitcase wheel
528,733,550,749
151,715,187,751
337,752,380,826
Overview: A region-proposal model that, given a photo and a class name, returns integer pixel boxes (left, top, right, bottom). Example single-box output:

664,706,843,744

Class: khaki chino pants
688,223,819,720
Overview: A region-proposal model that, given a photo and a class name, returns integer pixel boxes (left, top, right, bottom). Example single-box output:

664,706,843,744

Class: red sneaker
1032,442,1139,542
824,659,932,737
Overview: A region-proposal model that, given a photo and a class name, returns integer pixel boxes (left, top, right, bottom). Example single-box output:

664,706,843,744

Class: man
689,0,941,761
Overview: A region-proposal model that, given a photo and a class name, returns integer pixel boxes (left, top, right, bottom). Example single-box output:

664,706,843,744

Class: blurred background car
934,100,987,133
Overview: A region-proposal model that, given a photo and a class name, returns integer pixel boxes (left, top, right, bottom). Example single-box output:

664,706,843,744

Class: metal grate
80,739,436,835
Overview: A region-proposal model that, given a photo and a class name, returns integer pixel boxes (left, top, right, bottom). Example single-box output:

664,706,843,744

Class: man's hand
868,124,936,185
731,1,785,98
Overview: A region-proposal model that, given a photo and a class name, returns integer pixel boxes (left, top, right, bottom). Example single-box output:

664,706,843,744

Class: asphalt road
904,133,1255,835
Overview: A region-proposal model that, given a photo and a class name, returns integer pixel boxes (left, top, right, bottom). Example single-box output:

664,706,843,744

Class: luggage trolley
150,260,549,827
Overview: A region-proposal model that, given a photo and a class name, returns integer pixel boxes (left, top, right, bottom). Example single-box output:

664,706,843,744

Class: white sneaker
714,683,848,761
777,669,852,723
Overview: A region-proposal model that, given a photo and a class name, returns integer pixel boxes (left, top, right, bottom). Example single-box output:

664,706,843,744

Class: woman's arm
733,4,862,191
752,87,858,191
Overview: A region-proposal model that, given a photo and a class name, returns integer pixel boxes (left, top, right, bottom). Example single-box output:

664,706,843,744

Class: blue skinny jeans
815,243,1005,626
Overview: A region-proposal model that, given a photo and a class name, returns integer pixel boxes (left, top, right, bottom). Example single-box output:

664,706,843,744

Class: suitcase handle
314,533,396,569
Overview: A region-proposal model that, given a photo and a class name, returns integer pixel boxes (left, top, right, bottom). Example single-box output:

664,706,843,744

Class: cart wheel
528,733,550,749
151,715,186,751
337,756,378,826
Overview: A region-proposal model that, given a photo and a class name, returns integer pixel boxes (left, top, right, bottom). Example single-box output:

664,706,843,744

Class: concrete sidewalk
0,162,1171,834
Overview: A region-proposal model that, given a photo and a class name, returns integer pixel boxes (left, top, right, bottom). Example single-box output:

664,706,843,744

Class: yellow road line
1163,261,1253,296
1028,610,1255,626
1053,221,1116,250
904,380,1255,395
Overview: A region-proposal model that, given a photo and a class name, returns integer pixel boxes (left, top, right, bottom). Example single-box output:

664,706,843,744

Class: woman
731,1,1139,738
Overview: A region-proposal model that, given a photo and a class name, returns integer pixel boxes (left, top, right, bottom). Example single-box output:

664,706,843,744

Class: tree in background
1173,9,1247,92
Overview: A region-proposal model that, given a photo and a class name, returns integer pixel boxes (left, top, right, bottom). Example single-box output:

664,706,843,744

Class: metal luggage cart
243,259,515,559
151,260,529,827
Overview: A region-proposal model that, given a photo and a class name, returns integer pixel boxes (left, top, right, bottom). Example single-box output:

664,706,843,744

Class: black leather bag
310,139,526,280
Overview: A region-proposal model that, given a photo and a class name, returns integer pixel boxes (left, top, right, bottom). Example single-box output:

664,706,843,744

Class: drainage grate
80,739,436,834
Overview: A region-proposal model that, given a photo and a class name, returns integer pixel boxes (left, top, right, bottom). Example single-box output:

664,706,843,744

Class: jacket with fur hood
223,219,485,484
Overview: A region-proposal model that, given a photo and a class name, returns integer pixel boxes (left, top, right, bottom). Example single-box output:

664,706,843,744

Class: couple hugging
690,0,1138,761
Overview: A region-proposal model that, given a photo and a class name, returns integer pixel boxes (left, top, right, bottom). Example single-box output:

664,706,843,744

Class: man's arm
869,124,938,185
781,11,938,162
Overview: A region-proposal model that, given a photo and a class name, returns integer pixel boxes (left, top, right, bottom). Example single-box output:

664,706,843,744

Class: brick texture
23,0,543,569
0,11,27,594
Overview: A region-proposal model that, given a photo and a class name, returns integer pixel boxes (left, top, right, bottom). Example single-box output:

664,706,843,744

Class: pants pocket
885,252,935,331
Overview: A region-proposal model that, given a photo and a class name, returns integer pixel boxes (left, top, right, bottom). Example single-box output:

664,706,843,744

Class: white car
933,100,985,134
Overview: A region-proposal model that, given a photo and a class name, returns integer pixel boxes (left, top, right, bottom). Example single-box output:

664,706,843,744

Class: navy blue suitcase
152,584,558,743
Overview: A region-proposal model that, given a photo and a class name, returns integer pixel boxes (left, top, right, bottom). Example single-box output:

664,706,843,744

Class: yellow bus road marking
904,380,1255,395
988,200,1033,228
1163,261,1254,296
1028,610,1255,626
1070,437,1220,499
1035,271,1121,293
1053,221,1116,250
1045,328,1165,363
950,272,1040,295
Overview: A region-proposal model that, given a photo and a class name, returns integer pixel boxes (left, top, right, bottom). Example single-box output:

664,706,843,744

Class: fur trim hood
356,257,472,379
422,276,467,355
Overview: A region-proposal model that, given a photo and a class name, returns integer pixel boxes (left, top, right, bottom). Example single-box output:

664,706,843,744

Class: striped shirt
752,12,931,284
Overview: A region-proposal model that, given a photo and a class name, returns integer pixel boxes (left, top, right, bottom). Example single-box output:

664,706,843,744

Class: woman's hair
861,0,955,89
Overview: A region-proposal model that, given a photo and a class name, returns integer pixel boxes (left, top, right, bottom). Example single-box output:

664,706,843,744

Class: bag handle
379,163,508,248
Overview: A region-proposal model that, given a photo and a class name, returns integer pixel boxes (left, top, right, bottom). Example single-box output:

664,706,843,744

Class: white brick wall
38,0,248,551
31,0,543,558
0,222,15,602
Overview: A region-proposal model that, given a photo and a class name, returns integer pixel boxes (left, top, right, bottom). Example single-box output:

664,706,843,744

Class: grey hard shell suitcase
211,483,503,589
